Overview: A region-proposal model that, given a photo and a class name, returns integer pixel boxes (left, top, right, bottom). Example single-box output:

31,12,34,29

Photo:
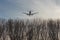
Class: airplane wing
23,13,29,15
31,12,39,15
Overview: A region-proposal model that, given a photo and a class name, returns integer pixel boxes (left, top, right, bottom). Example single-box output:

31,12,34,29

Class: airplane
23,10,38,16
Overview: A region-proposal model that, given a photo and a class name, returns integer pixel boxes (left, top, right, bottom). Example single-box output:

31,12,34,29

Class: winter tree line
0,19,60,40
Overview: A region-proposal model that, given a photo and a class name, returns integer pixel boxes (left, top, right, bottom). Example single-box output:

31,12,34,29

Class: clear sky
0,0,60,19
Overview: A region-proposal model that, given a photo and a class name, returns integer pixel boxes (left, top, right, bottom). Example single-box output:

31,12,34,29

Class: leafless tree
7,19,14,40
47,20,59,40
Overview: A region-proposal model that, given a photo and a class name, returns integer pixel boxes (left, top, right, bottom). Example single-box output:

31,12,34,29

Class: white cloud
29,0,60,19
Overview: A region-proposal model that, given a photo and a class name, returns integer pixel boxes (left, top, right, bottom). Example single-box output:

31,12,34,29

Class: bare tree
14,20,21,40
47,20,59,40
0,24,3,38
7,19,14,40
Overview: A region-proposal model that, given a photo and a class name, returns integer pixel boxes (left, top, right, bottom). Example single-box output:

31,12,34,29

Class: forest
0,18,60,40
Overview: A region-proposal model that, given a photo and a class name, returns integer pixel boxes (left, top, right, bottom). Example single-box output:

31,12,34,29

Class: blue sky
0,0,60,19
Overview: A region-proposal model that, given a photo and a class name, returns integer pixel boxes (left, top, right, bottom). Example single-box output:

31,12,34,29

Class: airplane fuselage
29,11,31,15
